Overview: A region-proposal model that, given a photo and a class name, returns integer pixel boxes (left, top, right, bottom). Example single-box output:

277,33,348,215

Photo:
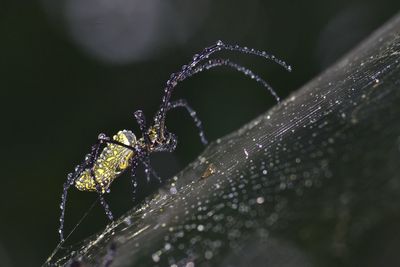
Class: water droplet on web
256,197,265,204
152,253,160,262
243,148,249,159
98,133,107,140
170,186,177,194
205,250,213,260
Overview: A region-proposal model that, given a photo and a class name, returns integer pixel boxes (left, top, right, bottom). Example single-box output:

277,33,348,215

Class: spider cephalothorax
58,40,291,241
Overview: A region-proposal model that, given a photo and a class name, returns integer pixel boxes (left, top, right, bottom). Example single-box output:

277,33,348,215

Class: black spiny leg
59,143,100,241
129,156,139,202
92,134,114,220
141,156,162,183
134,110,150,144
59,171,79,242
98,195,114,220
93,133,144,219
190,58,281,103
154,40,292,138
167,99,208,145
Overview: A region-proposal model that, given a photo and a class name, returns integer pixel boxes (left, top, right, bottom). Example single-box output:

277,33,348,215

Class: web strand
45,197,100,265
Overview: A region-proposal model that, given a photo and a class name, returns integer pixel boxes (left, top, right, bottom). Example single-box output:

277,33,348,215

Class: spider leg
59,172,78,242
141,155,162,183
99,194,114,220
98,134,146,191
166,99,208,145
94,134,151,219
133,110,150,145
60,136,140,241
89,137,106,192
190,58,280,102
91,134,146,218
95,136,158,200
161,58,280,147
154,41,291,137
143,158,151,182
87,138,115,220
58,143,100,241
129,155,139,202
133,110,162,182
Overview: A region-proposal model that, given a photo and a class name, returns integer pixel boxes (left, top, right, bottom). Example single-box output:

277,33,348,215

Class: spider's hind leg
59,171,79,242
58,142,101,241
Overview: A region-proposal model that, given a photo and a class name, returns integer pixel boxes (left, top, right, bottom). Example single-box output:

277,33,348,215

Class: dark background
0,1,398,266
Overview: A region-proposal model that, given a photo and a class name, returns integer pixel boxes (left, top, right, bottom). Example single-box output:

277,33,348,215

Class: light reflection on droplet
256,197,265,204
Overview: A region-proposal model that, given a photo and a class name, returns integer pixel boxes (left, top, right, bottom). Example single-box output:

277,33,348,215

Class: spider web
43,14,400,267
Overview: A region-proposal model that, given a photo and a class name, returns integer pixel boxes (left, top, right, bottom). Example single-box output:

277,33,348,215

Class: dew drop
256,197,265,204
205,250,213,260
170,186,178,194
244,148,249,159
152,253,160,262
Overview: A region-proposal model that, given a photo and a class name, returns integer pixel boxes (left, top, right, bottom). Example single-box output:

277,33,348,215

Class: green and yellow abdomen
75,130,136,193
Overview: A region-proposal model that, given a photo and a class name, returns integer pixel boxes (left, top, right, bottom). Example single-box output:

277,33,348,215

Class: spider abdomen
75,130,137,193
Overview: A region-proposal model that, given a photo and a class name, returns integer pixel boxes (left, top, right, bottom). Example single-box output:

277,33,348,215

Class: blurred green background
0,1,399,266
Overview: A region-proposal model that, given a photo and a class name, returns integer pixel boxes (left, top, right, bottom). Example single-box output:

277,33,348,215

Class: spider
58,40,291,241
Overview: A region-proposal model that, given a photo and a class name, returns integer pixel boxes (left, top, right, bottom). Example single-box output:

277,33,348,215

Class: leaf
44,14,400,267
